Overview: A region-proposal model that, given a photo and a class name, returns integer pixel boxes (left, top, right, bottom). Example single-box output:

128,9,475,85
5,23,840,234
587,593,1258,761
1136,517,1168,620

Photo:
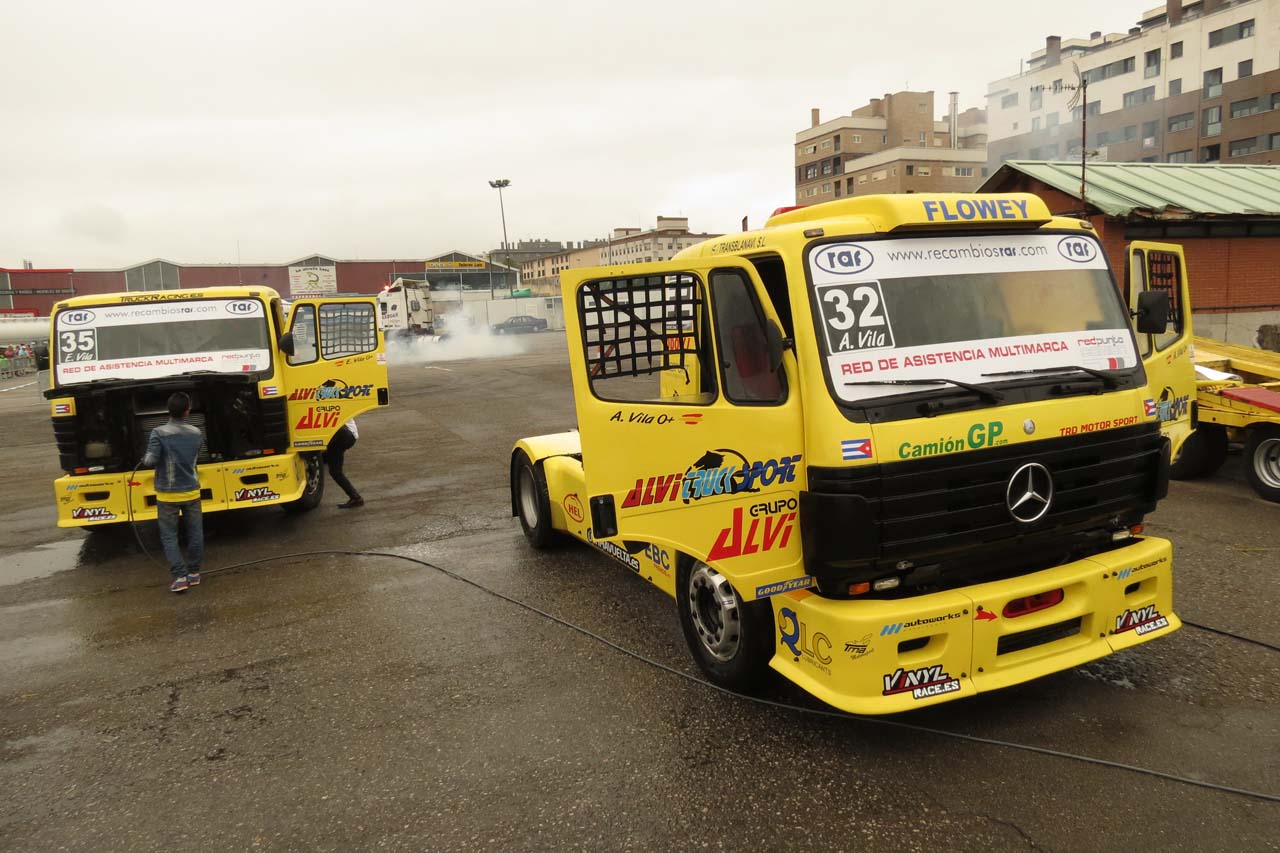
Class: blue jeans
157,498,203,579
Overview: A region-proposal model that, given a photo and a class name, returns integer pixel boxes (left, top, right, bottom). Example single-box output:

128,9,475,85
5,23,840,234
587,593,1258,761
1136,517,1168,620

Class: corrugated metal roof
979,161,1280,219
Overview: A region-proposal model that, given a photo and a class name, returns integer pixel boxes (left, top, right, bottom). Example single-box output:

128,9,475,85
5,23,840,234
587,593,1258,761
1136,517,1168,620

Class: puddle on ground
0,539,84,586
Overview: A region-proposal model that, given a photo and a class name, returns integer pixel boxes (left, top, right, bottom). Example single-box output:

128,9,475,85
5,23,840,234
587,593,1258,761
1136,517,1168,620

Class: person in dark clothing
142,392,205,593
325,419,364,508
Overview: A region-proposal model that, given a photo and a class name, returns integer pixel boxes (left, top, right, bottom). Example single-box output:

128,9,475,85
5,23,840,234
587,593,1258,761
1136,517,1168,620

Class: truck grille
804,423,1166,591
134,413,212,464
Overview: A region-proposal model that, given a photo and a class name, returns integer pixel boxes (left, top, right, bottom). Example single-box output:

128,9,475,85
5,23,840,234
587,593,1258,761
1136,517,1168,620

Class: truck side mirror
1135,291,1170,335
279,332,296,356
765,319,792,373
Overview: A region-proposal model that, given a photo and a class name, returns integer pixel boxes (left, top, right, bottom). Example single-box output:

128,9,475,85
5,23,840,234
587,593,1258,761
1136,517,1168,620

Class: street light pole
489,179,511,293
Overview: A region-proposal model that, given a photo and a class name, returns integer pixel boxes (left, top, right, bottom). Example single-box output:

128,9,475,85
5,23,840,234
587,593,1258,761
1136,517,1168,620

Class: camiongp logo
814,243,874,275
61,310,96,326
227,301,258,315
1057,236,1099,263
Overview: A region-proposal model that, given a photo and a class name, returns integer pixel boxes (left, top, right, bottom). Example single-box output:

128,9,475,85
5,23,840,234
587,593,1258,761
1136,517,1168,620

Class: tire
676,559,774,691
512,450,554,548
1170,425,1228,480
1243,425,1280,503
283,452,325,513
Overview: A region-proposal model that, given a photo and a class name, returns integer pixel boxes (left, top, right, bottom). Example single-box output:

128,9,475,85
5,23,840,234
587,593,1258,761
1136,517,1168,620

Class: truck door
1128,242,1196,458
563,258,805,580
279,297,389,449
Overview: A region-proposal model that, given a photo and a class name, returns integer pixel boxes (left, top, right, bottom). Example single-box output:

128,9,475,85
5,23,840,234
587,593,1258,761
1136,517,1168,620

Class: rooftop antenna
1064,61,1090,215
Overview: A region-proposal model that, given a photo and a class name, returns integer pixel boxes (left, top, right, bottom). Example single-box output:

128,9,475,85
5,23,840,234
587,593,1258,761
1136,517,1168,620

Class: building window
805,165,818,179
872,170,887,182
919,131,927,143
1171,41,1183,59
1168,112,1194,132
1123,86,1156,108
834,135,841,151
821,162,833,175
1045,143,1060,158
803,144,816,154
1145,48,1161,78
1029,146,1043,159
1203,105,1222,137
882,133,888,144
1205,68,1223,98
953,166,974,177
1046,112,1059,128
1231,97,1260,118
1239,59,1253,79
1030,89,1043,110
891,167,898,176
1093,130,1110,147
1169,78,1182,97
1208,19,1254,48
1274,93,1280,111
1001,93,1019,108
905,164,914,176
820,140,831,149
822,182,833,192
851,134,862,143
917,166,931,176
1229,137,1259,157
1201,144,1220,162
1071,101,1102,122
804,187,818,197
834,182,842,198
1141,156,1158,163
1122,125,1137,142
1142,120,1159,148
858,175,868,184
1272,133,1280,151
1082,56,1135,84
1032,117,1042,131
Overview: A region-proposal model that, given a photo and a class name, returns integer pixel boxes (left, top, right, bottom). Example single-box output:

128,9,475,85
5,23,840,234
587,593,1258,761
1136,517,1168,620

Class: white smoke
0,318,51,347
384,325,527,365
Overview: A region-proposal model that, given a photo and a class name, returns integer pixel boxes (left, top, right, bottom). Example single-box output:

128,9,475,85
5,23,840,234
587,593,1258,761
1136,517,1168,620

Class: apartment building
794,91,988,205
520,217,721,295
986,0,1280,168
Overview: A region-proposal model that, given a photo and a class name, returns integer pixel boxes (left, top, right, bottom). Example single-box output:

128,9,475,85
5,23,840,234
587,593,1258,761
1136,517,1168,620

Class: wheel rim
518,466,540,527
1255,437,1280,488
686,563,742,662
303,456,322,497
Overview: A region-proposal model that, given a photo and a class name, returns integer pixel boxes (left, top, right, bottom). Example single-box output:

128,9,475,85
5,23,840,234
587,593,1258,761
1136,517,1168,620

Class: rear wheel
283,453,325,513
1243,425,1280,503
677,560,774,691
1170,425,1228,480
512,450,554,548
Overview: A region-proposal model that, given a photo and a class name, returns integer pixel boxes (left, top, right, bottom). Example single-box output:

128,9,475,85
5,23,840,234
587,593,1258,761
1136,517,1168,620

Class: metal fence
0,355,36,379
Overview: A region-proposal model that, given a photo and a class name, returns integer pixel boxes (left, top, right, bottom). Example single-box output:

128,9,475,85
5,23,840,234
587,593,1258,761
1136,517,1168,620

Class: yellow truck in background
44,287,389,527
510,192,1195,714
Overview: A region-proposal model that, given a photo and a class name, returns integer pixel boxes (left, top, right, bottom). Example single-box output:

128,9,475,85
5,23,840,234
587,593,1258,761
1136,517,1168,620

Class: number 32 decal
817,281,895,354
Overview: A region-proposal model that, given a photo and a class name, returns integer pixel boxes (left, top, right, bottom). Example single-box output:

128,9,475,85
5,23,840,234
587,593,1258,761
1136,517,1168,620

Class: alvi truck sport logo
621,449,801,508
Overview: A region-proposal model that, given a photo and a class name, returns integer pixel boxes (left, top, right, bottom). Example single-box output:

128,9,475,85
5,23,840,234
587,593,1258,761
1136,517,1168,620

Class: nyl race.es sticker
815,281,896,354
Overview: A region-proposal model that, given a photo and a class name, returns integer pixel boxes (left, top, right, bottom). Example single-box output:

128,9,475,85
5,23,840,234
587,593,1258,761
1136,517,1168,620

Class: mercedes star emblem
1006,462,1053,523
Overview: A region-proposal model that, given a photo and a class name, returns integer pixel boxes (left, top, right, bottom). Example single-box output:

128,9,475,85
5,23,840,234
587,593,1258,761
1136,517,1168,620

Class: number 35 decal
59,329,97,359
816,282,895,354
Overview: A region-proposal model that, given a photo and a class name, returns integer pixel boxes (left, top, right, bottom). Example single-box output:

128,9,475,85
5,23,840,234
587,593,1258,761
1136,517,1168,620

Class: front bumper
769,535,1178,714
53,453,309,528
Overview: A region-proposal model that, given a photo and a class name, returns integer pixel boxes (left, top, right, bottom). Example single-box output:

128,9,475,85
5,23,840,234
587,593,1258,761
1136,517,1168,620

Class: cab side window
710,270,784,404
288,304,319,365
1147,250,1184,351
320,303,377,359
579,273,716,405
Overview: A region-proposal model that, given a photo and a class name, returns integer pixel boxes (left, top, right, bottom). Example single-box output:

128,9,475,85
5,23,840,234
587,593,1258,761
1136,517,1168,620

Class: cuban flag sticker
54,403,72,415
1143,398,1157,417
262,386,279,397
841,438,873,461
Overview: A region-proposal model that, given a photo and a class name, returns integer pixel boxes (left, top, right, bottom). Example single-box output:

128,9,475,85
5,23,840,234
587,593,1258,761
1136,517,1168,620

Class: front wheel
1243,425,1280,503
283,453,325,513
512,450,554,548
676,560,774,691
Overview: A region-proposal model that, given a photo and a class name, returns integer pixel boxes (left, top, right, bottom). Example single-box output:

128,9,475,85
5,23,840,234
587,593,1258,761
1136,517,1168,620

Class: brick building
980,160,1280,347
986,0,1280,170
0,253,513,317
795,91,988,205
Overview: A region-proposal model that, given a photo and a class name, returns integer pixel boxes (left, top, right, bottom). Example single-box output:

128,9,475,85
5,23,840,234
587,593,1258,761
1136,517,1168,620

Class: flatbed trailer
1172,336,1280,501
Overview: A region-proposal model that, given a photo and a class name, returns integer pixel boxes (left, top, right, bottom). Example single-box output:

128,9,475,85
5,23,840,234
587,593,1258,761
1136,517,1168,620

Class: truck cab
45,287,388,527
510,193,1195,714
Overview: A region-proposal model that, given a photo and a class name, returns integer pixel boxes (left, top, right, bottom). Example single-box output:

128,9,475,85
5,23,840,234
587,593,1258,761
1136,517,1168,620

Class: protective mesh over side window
578,273,715,404
320,303,377,359
1146,250,1183,352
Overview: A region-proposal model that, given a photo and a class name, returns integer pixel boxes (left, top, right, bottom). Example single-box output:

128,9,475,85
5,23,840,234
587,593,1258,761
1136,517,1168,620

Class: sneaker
186,572,201,586
337,497,365,509
170,577,189,593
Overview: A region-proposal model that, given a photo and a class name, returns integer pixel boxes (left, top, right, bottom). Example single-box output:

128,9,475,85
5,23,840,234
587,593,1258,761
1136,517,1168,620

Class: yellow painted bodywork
518,192,1190,713
47,286,388,528
1192,335,1280,430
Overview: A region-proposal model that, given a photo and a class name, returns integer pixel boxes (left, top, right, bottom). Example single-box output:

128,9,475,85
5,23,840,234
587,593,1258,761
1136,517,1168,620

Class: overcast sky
1,0,1143,269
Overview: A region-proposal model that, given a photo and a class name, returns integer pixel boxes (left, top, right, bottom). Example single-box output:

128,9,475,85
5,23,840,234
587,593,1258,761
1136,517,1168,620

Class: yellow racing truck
44,286,388,527
510,193,1196,714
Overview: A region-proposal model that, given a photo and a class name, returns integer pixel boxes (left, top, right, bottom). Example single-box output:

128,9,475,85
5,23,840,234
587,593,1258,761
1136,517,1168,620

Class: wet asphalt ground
1,334,1277,852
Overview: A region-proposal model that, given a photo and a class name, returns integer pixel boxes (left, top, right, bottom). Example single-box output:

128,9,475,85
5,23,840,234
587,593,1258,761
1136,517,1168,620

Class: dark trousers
157,498,203,579
324,427,360,500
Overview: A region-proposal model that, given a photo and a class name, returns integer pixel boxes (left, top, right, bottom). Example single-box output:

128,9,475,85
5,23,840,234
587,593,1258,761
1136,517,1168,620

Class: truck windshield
53,298,271,386
807,233,1138,404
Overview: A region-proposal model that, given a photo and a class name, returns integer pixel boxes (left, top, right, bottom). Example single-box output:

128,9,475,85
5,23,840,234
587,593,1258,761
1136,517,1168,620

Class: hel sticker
815,281,895,355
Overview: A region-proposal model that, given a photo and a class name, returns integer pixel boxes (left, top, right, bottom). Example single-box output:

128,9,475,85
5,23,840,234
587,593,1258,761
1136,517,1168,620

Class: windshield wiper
844,378,1005,404
982,365,1122,390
